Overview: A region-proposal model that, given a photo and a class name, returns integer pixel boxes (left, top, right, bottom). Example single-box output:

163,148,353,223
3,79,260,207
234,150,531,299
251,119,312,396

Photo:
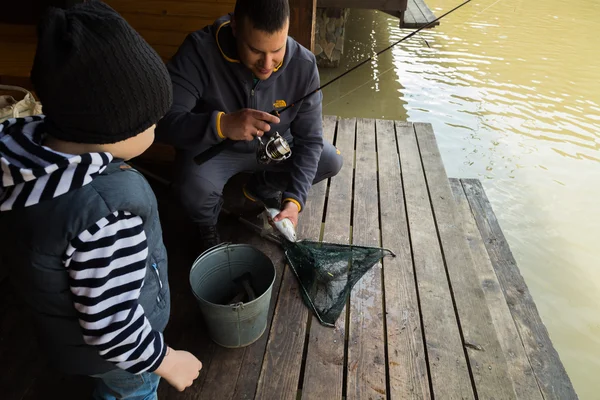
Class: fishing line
323,65,398,109
474,0,506,18
322,0,507,109
274,0,473,116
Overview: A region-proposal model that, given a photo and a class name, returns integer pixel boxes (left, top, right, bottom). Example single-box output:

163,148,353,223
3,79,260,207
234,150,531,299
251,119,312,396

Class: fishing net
281,240,395,327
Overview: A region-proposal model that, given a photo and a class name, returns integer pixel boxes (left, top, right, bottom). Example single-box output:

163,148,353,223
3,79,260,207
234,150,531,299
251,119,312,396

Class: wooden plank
137,30,190,47
415,123,516,399
196,235,285,400
318,0,405,9
153,175,288,399
413,0,438,24
156,204,220,399
197,347,245,400
151,44,182,61
301,117,355,399
0,76,35,90
402,6,417,28
0,24,36,38
406,0,426,25
399,0,409,13
0,43,36,78
396,121,474,399
241,116,337,400
154,175,261,400
402,0,439,28
152,172,268,399
253,270,307,399
107,1,233,18
346,119,387,399
381,0,408,28
449,179,544,400
376,119,430,399
461,179,578,400
289,0,317,52
135,143,176,165
252,116,334,400
120,13,214,33
0,24,36,45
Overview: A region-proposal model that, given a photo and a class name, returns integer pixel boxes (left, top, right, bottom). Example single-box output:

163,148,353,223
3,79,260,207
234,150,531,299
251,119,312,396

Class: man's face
233,16,289,80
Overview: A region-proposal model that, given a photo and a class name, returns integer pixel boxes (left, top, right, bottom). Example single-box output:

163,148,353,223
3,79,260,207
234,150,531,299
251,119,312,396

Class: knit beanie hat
30,0,172,144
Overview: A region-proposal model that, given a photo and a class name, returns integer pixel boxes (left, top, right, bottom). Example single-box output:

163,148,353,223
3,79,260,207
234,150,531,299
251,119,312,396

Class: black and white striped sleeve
63,210,166,374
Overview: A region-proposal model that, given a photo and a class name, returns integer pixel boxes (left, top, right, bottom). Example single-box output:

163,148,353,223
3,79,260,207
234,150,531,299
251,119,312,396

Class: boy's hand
154,347,202,392
220,109,280,141
274,201,299,227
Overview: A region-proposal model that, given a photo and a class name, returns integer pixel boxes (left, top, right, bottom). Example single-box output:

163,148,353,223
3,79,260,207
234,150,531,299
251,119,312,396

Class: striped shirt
64,211,165,373
0,116,166,374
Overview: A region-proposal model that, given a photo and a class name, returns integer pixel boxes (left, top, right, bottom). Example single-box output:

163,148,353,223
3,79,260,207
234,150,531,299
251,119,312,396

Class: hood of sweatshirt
0,116,113,212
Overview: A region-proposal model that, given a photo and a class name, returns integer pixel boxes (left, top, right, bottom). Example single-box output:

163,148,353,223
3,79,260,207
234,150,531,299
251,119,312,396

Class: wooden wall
0,0,318,87
0,23,37,88
0,1,236,87
289,0,317,53
105,0,236,62
108,0,318,60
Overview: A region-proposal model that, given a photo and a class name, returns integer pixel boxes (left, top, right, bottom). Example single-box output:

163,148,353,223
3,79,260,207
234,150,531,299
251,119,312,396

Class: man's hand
154,347,202,392
273,201,299,227
220,109,280,141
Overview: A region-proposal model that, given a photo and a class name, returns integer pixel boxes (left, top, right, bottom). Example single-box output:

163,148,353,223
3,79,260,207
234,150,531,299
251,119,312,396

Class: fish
224,272,257,305
262,207,297,242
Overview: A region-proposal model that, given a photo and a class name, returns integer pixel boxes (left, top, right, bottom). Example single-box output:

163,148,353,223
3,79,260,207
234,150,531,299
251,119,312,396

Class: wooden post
288,0,317,52
399,0,408,27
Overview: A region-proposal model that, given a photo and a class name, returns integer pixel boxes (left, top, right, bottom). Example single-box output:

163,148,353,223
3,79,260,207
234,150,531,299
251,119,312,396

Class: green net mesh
282,240,396,327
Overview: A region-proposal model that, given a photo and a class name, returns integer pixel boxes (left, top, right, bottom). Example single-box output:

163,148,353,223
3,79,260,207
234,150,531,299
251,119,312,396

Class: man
156,0,343,250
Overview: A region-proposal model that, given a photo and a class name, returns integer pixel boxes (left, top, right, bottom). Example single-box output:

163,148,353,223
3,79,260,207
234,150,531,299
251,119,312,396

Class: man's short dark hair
234,0,290,33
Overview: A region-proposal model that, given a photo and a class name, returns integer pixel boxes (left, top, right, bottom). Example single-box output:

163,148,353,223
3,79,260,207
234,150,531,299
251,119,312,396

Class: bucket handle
230,301,245,311
192,241,233,265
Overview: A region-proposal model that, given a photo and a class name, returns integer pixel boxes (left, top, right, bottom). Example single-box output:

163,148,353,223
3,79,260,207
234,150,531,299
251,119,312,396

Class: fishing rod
194,0,472,166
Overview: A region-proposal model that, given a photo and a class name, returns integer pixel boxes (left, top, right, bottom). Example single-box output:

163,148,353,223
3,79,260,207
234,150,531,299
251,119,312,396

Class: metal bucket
189,243,276,348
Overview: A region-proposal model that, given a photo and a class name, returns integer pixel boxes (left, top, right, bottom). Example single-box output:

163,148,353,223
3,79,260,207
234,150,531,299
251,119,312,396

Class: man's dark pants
173,134,343,226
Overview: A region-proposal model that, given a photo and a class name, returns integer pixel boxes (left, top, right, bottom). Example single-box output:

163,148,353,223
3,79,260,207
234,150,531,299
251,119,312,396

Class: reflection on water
319,1,600,397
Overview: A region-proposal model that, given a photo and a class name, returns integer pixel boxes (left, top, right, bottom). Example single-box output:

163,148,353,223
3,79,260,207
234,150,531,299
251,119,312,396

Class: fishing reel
256,132,292,165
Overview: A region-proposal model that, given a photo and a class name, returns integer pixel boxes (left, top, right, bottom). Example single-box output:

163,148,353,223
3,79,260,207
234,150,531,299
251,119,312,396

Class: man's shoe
198,224,221,252
243,176,282,210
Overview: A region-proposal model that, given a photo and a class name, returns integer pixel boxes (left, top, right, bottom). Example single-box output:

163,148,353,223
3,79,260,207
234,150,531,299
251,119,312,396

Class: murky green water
319,1,600,397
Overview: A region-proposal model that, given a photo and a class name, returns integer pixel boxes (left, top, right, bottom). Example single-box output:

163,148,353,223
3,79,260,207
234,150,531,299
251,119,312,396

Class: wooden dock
0,117,577,399
403,0,439,29
319,0,439,29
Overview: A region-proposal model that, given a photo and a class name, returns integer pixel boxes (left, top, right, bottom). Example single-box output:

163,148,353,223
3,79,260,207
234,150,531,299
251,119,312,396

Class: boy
0,1,201,398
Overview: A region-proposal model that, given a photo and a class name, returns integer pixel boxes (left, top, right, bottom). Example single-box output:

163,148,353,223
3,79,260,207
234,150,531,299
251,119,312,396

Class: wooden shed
0,0,322,88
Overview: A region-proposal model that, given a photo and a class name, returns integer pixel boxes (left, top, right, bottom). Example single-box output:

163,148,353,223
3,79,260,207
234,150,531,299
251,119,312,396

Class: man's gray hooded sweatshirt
156,14,324,211
0,116,170,376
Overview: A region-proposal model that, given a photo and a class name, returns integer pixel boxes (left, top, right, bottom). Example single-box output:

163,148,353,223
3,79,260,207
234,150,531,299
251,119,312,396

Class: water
318,1,600,397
